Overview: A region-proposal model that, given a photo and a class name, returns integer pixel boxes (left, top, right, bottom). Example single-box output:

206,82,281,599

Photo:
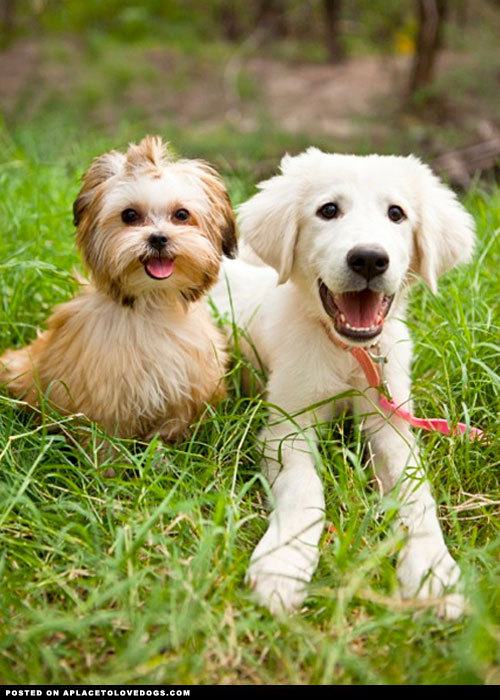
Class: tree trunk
219,1,244,41
408,0,448,96
323,0,344,63
1,0,15,37
255,0,288,39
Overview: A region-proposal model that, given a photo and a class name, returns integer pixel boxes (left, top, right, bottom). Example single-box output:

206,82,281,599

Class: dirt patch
248,54,404,136
244,52,466,138
0,38,417,131
0,36,495,150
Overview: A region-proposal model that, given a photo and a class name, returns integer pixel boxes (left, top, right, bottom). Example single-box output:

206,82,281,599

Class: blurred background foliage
0,0,499,183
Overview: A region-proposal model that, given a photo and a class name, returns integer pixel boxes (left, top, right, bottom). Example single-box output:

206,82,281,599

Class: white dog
212,148,475,619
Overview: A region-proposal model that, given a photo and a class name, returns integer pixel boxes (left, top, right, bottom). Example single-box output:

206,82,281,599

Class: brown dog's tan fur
0,136,236,441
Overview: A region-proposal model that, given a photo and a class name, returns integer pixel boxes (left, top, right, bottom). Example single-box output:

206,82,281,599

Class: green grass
0,123,498,686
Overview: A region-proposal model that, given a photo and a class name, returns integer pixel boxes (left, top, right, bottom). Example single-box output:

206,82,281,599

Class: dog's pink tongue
335,290,383,327
145,258,174,279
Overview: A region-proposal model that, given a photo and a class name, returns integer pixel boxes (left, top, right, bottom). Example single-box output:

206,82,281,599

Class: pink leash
378,396,484,439
323,324,485,442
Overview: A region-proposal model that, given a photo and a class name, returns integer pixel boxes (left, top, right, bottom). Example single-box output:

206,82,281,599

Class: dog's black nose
346,246,389,280
149,232,168,251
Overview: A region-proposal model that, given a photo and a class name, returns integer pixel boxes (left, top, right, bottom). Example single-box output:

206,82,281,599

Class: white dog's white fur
212,148,475,619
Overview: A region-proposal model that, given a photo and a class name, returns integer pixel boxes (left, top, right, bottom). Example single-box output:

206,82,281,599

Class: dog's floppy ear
238,157,299,284
73,150,125,227
221,204,238,258
189,160,238,258
410,159,475,293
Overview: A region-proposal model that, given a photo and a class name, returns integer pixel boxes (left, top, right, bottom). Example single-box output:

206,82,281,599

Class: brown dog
0,136,236,441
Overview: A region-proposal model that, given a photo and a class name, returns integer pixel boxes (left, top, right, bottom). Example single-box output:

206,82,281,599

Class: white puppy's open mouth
318,280,394,342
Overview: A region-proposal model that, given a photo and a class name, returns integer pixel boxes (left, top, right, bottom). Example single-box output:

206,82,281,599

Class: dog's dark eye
388,205,406,223
317,202,339,220
121,208,140,224
173,208,190,222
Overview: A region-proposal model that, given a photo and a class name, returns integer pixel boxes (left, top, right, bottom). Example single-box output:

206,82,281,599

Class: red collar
321,320,485,442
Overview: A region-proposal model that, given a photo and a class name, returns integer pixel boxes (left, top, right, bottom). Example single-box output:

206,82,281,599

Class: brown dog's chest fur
0,286,226,440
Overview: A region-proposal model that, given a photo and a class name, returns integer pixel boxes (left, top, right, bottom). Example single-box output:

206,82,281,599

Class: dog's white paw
398,540,465,619
434,591,466,620
247,530,318,614
248,557,308,614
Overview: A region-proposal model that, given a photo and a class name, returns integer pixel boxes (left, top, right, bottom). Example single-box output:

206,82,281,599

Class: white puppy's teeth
341,321,382,334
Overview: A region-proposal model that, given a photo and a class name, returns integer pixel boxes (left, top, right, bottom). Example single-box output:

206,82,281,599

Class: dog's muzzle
140,233,175,280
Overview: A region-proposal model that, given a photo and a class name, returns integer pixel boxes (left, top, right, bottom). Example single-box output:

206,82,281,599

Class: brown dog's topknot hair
125,135,172,177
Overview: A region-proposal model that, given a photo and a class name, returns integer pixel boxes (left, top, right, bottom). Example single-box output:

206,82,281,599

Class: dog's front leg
248,399,331,614
362,404,464,619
